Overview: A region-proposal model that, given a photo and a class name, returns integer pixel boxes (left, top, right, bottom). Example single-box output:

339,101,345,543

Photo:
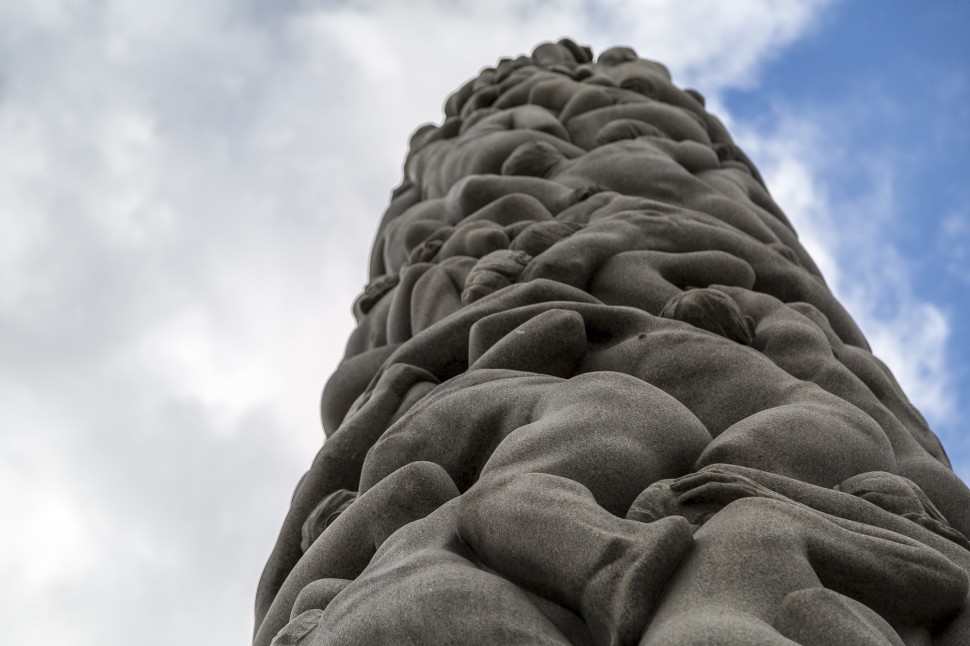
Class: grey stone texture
255,39,970,645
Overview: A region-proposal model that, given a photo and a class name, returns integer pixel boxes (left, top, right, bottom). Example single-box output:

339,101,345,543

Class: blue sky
720,0,970,474
0,2,967,644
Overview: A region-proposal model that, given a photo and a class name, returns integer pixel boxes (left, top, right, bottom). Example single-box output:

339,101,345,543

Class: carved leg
459,472,693,646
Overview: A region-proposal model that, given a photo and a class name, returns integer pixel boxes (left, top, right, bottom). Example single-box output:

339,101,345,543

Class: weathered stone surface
255,39,970,645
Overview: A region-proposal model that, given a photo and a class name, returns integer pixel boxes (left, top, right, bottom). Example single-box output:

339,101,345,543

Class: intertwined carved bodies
256,39,970,645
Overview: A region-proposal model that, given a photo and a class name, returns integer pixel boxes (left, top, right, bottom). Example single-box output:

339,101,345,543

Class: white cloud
941,212,970,283
866,304,952,418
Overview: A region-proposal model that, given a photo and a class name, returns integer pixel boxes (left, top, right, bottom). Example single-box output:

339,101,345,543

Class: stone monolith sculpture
255,39,970,645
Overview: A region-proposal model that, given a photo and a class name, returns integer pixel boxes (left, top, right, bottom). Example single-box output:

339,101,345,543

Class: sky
1,1,967,644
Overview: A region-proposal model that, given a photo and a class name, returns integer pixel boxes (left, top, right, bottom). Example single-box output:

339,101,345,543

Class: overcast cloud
3,1,965,644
